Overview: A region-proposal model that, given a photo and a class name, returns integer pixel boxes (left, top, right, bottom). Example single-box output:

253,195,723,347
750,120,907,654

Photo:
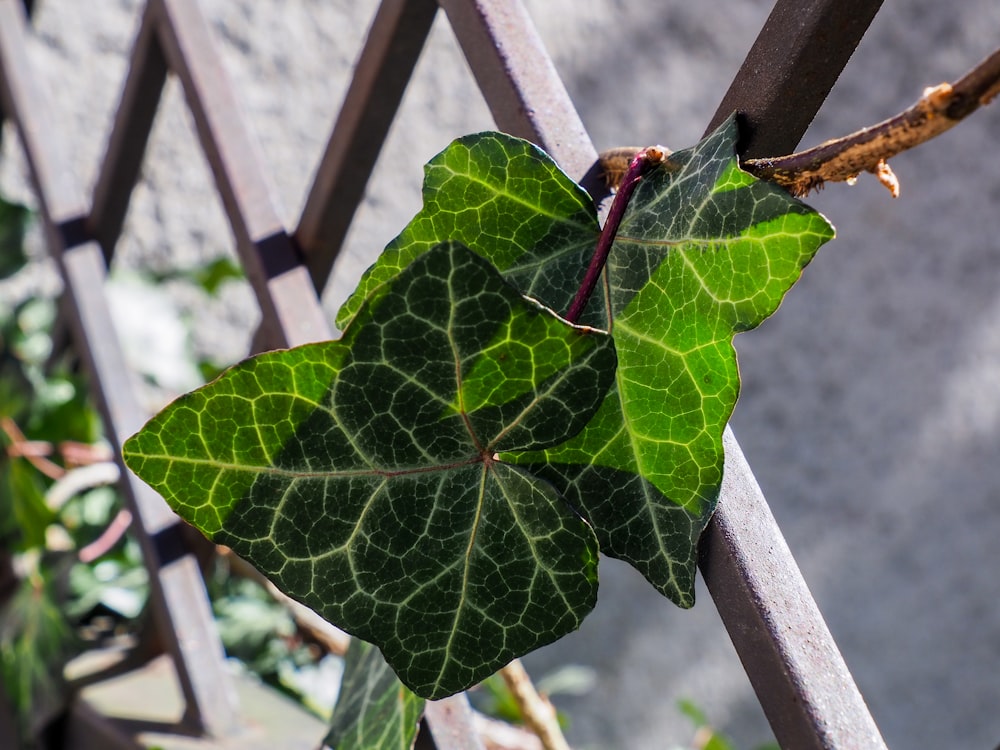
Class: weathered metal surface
701,430,888,749
154,0,331,350
296,0,439,294
88,2,168,264
423,694,487,750
707,0,885,158
437,0,603,196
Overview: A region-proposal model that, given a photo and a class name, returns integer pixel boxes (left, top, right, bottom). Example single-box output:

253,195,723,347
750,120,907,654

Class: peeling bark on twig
599,47,1000,198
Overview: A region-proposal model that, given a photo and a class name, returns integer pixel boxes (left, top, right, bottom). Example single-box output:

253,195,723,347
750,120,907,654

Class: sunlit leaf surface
512,118,834,604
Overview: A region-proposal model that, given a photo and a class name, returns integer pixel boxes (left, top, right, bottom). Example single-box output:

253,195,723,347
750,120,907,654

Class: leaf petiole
564,145,669,324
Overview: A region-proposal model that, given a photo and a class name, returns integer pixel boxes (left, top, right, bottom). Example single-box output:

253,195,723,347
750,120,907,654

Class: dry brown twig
499,659,572,750
600,47,1000,198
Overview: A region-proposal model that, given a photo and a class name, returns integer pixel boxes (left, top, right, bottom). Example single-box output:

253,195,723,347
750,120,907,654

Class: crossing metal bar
153,0,330,350
0,0,240,737
700,4,889,745
438,0,602,194
295,0,439,293
707,0,885,157
88,1,168,263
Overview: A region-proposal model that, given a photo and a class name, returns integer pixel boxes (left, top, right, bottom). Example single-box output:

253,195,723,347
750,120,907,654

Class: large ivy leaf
324,639,424,750
124,241,615,699
510,117,835,604
336,132,601,331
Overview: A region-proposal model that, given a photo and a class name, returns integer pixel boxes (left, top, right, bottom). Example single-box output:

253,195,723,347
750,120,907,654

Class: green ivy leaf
510,116,834,605
124,242,615,699
336,132,601,331
324,639,424,750
0,573,77,741
342,123,832,607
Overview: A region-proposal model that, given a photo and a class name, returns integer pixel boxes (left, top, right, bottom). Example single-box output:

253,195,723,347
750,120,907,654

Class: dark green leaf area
219,462,599,699
0,196,30,280
325,639,424,750
510,116,835,605
522,400,704,607
124,242,613,699
336,132,600,331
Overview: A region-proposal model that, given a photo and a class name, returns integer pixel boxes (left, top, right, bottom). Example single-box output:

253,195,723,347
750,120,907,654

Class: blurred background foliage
0,193,346,746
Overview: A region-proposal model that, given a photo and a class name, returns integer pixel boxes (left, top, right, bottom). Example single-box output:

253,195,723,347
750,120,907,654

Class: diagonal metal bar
88,0,168,264
701,4,889,746
702,431,888,749
152,0,330,350
707,0,884,157
0,0,240,737
295,0,439,294
437,0,603,196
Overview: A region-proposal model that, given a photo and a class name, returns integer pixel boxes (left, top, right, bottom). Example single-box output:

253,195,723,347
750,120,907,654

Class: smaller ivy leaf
324,639,424,750
336,132,600,332
124,241,615,700
509,115,835,606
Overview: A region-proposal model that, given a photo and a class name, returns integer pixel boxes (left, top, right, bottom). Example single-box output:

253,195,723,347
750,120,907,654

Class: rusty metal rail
0,0,890,747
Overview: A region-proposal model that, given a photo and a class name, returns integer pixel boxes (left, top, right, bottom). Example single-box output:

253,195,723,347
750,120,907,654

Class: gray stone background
2,1,999,748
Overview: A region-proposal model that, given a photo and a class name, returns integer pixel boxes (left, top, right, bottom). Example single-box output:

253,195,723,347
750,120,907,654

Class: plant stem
741,46,1000,196
565,146,668,324
599,46,1000,198
498,659,570,750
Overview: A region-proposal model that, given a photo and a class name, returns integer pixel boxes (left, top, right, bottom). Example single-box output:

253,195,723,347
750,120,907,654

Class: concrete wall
2,1,999,748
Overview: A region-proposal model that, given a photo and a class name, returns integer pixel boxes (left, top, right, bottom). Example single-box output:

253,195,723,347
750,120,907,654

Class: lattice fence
0,0,898,747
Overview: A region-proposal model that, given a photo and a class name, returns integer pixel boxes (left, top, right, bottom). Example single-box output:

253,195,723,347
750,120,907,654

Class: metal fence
0,0,891,747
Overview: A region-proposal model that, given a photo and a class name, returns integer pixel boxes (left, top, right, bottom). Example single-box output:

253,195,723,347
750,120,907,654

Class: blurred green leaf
188,256,245,295
0,197,30,281
277,653,344,720
0,455,54,552
213,582,296,670
474,672,523,725
0,573,77,741
678,698,709,728
10,298,56,367
535,664,597,698
325,639,424,750
67,554,149,621
147,256,245,296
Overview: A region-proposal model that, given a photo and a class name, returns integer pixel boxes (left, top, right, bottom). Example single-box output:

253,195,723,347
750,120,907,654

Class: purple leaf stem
564,147,667,324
